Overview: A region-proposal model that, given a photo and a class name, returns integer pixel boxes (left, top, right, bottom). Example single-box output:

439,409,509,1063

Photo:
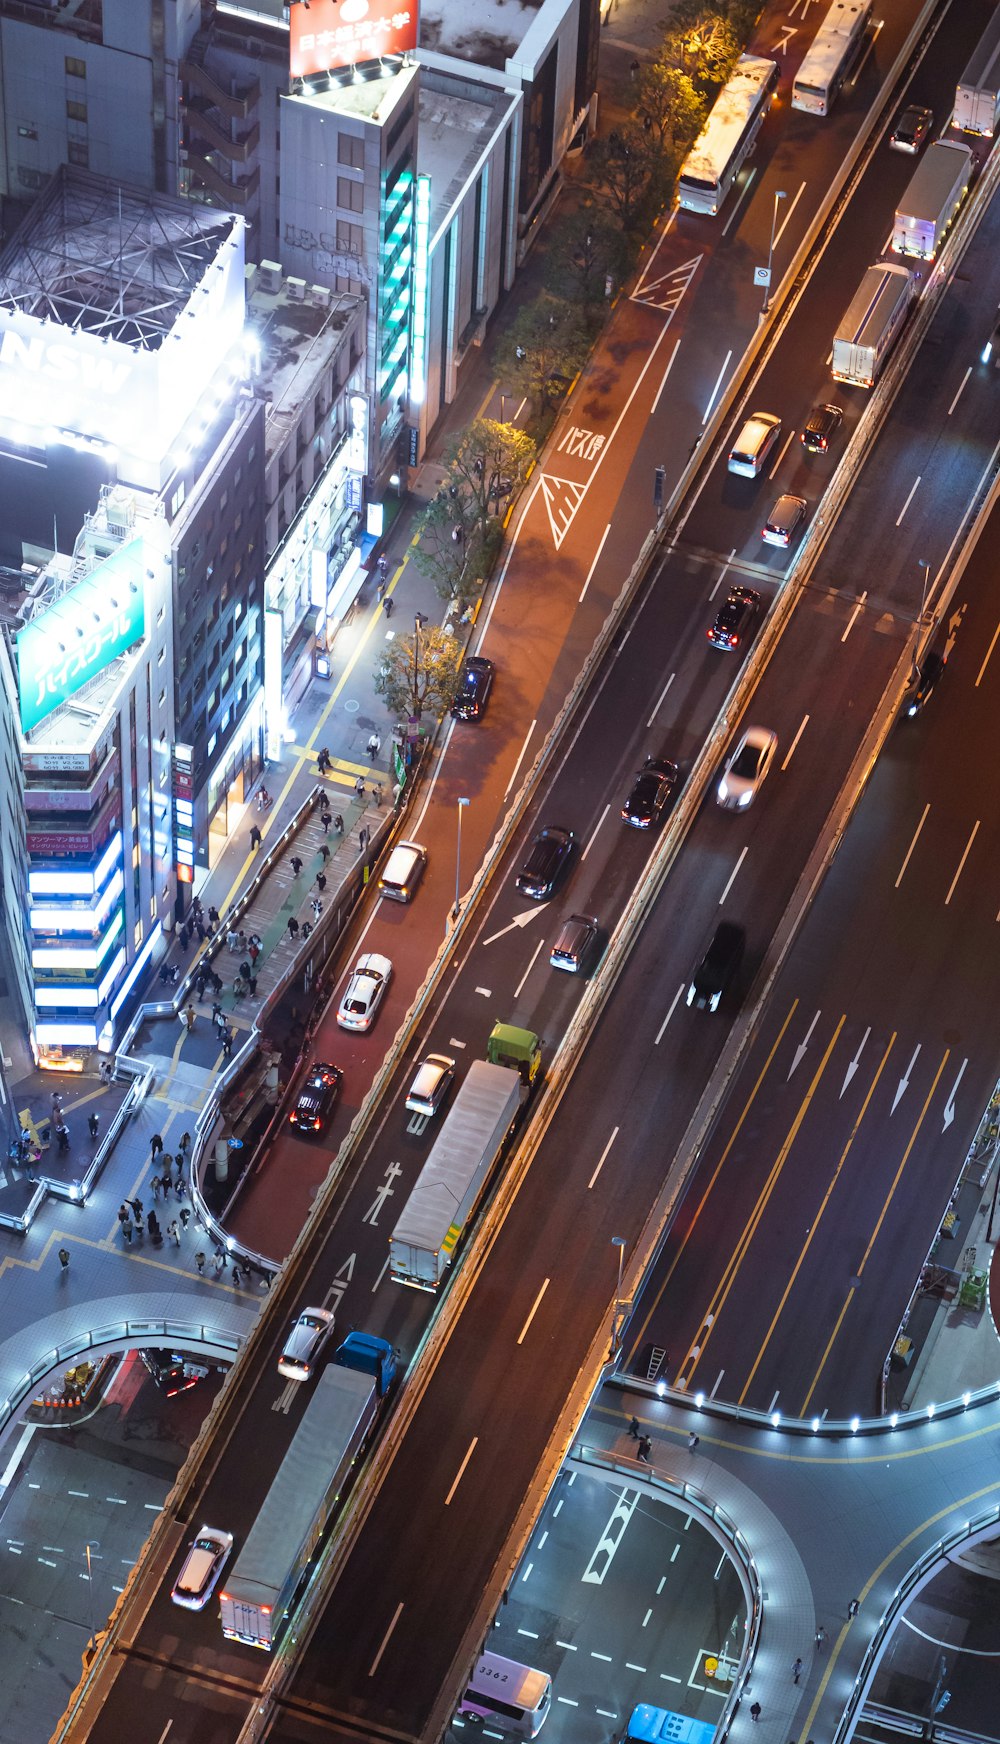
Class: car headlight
739,791,753,807
718,780,729,801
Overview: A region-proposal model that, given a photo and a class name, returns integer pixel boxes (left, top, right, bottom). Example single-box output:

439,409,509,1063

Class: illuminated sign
17,544,146,734
290,0,417,78
411,173,431,406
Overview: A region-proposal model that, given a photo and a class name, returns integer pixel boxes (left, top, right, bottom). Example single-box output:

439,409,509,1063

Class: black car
451,655,495,721
686,922,745,1012
889,104,933,154
904,651,945,717
801,404,844,454
289,1061,343,1133
621,757,679,828
515,825,575,900
707,586,761,653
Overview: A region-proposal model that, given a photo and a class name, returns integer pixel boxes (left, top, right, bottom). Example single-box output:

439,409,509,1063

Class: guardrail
0,1053,154,1234
606,1369,1000,1438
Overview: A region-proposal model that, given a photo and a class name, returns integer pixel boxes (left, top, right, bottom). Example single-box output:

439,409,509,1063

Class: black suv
451,655,495,721
686,923,746,1012
621,757,679,828
801,404,843,454
707,586,761,653
515,826,575,900
289,1061,343,1133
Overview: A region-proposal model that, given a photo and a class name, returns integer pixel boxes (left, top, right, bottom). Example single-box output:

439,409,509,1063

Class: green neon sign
18,538,146,735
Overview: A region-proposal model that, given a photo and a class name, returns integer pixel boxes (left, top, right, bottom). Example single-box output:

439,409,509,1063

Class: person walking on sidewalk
287,916,300,941
58,1247,71,1273
815,1626,826,1650
88,1112,100,1141
150,1173,162,1200
792,1658,802,1685
118,1205,132,1242
167,1219,181,1246
750,1703,761,1724
55,1121,71,1152
366,731,382,759
637,1434,652,1464
354,775,366,800
195,1250,206,1275
231,1262,242,1288
334,813,344,835
311,897,323,921
290,855,303,878
179,1205,192,1231
249,822,263,850
213,1248,226,1278
847,1598,860,1619
183,1002,197,1032
50,1091,64,1123
628,1416,640,1439
129,1197,143,1224
320,809,332,836
317,747,332,774
150,1133,164,1160
319,843,331,867
382,594,393,618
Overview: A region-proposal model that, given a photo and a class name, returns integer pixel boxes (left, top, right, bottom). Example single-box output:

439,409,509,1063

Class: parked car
277,1305,335,1382
621,757,679,828
687,922,746,1012
800,404,843,454
762,493,807,549
288,1061,342,1134
171,1526,234,1610
336,951,393,1031
405,1053,456,1117
515,826,575,900
889,104,933,154
707,585,761,652
451,655,495,721
716,726,778,810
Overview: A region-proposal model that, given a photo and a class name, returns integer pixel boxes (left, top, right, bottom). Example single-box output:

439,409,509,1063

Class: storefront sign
17,540,146,734
290,0,417,78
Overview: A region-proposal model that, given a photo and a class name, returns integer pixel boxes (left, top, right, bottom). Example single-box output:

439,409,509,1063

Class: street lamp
412,612,428,716
453,797,470,919
762,188,787,314
84,1540,99,1650
911,557,931,681
610,1235,627,1360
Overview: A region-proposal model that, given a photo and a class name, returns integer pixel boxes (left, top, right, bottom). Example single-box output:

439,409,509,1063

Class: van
549,914,599,974
459,1650,552,1737
378,840,426,903
728,411,781,477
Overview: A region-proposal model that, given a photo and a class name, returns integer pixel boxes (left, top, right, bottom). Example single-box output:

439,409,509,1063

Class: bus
677,55,779,216
792,0,872,117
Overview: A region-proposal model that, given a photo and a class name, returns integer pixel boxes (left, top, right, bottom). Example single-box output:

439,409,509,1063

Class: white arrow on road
840,1027,871,1099
942,1057,968,1131
892,1044,921,1114
788,1010,821,1080
482,911,540,948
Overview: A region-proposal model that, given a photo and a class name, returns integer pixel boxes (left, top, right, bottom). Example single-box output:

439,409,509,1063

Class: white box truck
831,262,916,388
892,140,972,260
954,8,1000,136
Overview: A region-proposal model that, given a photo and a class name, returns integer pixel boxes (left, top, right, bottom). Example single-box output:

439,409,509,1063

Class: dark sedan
288,1061,343,1134
515,825,575,900
621,758,679,829
707,586,761,653
451,656,495,721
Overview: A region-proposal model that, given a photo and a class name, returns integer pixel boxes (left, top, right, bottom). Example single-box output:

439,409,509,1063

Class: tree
446,418,537,527
549,209,629,310
658,4,742,94
638,62,705,153
492,296,593,410
373,623,464,722
590,126,660,231
411,418,537,612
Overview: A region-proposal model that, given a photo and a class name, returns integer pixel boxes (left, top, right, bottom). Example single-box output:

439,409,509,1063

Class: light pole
412,612,428,716
610,1235,627,1360
500,392,507,425
453,797,470,919
84,1540,98,1651
762,188,787,314
911,558,931,681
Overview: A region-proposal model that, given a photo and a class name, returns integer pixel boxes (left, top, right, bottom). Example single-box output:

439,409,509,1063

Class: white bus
678,55,779,216
792,0,872,117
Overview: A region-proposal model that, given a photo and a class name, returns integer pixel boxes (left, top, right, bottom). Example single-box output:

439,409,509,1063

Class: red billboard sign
290,0,418,78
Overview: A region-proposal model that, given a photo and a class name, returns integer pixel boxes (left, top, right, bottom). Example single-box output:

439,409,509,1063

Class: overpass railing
608,1371,1000,1439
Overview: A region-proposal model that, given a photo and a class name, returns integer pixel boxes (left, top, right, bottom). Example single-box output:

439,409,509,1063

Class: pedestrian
237,930,248,955
55,1121,70,1152
793,1658,802,1685
239,959,253,984
847,1598,859,1619
100,1058,115,1085
183,1003,196,1032
354,775,365,799
168,1219,180,1246
688,1432,700,1451
250,823,262,849
358,825,370,854
315,788,328,810
160,1167,173,1198
247,973,257,997
221,1031,234,1060
122,1215,133,1244
213,1249,226,1278
129,1197,143,1223
321,809,332,835
231,1262,242,1288
195,1249,206,1275
750,1703,761,1724
50,1091,64,1121
317,747,332,774
147,1210,160,1239
248,940,260,966
175,1175,187,1201
366,731,381,758
290,855,303,878
150,1173,162,1200
212,1000,224,1026
334,813,344,834
315,871,327,894
311,898,322,920
118,1204,131,1238
58,1247,70,1272
179,924,190,951
815,1626,826,1650
637,1434,652,1464
150,1133,164,1159
88,1111,100,1141
179,1206,192,1230
628,1416,640,1439
287,916,300,941
178,1131,191,1157
301,921,313,941
373,782,384,807
629,56,639,79
195,919,206,943
382,594,393,618
319,843,331,866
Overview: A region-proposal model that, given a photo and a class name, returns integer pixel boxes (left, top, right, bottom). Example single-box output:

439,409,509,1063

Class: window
171,481,186,515
336,219,363,256
66,99,88,122
68,141,89,167
65,56,86,78
337,176,364,214
17,125,38,140
338,132,364,169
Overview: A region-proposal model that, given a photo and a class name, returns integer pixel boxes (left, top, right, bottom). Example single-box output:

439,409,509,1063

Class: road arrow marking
892,1044,921,1114
788,1010,821,1080
942,1058,968,1131
840,1027,870,1099
483,911,539,947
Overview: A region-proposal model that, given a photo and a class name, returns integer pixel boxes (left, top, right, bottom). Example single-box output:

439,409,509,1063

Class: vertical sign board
17,539,146,735
290,0,418,78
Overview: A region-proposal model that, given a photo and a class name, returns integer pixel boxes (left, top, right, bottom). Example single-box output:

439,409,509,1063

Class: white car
716,726,778,811
170,1525,233,1610
277,1305,335,1381
336,951,393,1032
405,1053,456,1117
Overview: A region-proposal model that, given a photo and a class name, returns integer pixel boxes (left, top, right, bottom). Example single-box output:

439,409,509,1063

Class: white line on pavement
709,549,737,601
895,476,921,526
841,590,867,642
781,714,809,770
651,336,681,416
444,1438,479,1505
514,938,545,1001
655,985,685,1044
975,619,1000,688
719,846,748,905
579,523,611,603
722,168,756,237
948,367,972,415
895,804,930,888
768,429,796,480
647,673,675,728
368,1601,403,1676
703,351,733,425
517,1280,550,1346
583,805,610,861
589,1127,619,1190
504,720,537,800
945,821,980,906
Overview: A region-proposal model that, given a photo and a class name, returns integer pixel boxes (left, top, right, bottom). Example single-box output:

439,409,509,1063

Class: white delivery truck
831,262,916,388
892,140,972,260
954,8,1000,137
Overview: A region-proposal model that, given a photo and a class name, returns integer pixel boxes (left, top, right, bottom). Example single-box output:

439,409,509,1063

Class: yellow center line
739,1031,896,1405
799,1046,950,1414
626,1001,799,1365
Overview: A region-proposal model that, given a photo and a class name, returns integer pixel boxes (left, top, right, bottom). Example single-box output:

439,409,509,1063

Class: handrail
606,1371,1000,1438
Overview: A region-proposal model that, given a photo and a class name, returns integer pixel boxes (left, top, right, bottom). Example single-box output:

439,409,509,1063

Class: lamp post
84,1540,98,1650
453,797,470,919
762,188,787,314
610,1235,627,1360
911,558,930,681
412,612,428,716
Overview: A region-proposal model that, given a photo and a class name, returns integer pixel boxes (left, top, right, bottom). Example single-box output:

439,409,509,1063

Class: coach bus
677,55,779,216
792,0,872,117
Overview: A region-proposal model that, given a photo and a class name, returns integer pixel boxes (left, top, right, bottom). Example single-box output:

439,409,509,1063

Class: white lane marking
368,1601,404,1676
655,985,685,1044
651,336,682,416
105,1497,127,1506
0,1425,35,1487
642,1608,653,1628
537,1531,548,1549
444,1439,479,1506
518,1627,540,1638
156,1726,173,1744
579,523,611,604
895,804,930,888
975,619,1000,688
892,1045,921,1115
449,1037,468,1049
473,473,541,653
588,1127,619,1190
556,1636,575,1646
781,715,809,770
557,1697,580,1707
516,1279,550,1346
719,846,748,905
475,986,491,997
583,804,610,861
948,367,972,415
591,1652,613,1662
702,351,733,424
841,1027,870,1099
514,938,545,1001
660,1673,683,1683
942,1057,968,1132
788,1010,820,1080
773,180,806,247
371,1252,391,1292
596,1709,618,1719
582,1487,640,1586
709,549,738,601
407,713,456,838
636,204,678,288
656,1576,667,1594
841,590,867,642
945,820,980,906
627,1663,647,1673
721,167,756,237
67,1491,90,1499
768,429,796,480
647,673,675,728
895,476,921,526
504,719,537,800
